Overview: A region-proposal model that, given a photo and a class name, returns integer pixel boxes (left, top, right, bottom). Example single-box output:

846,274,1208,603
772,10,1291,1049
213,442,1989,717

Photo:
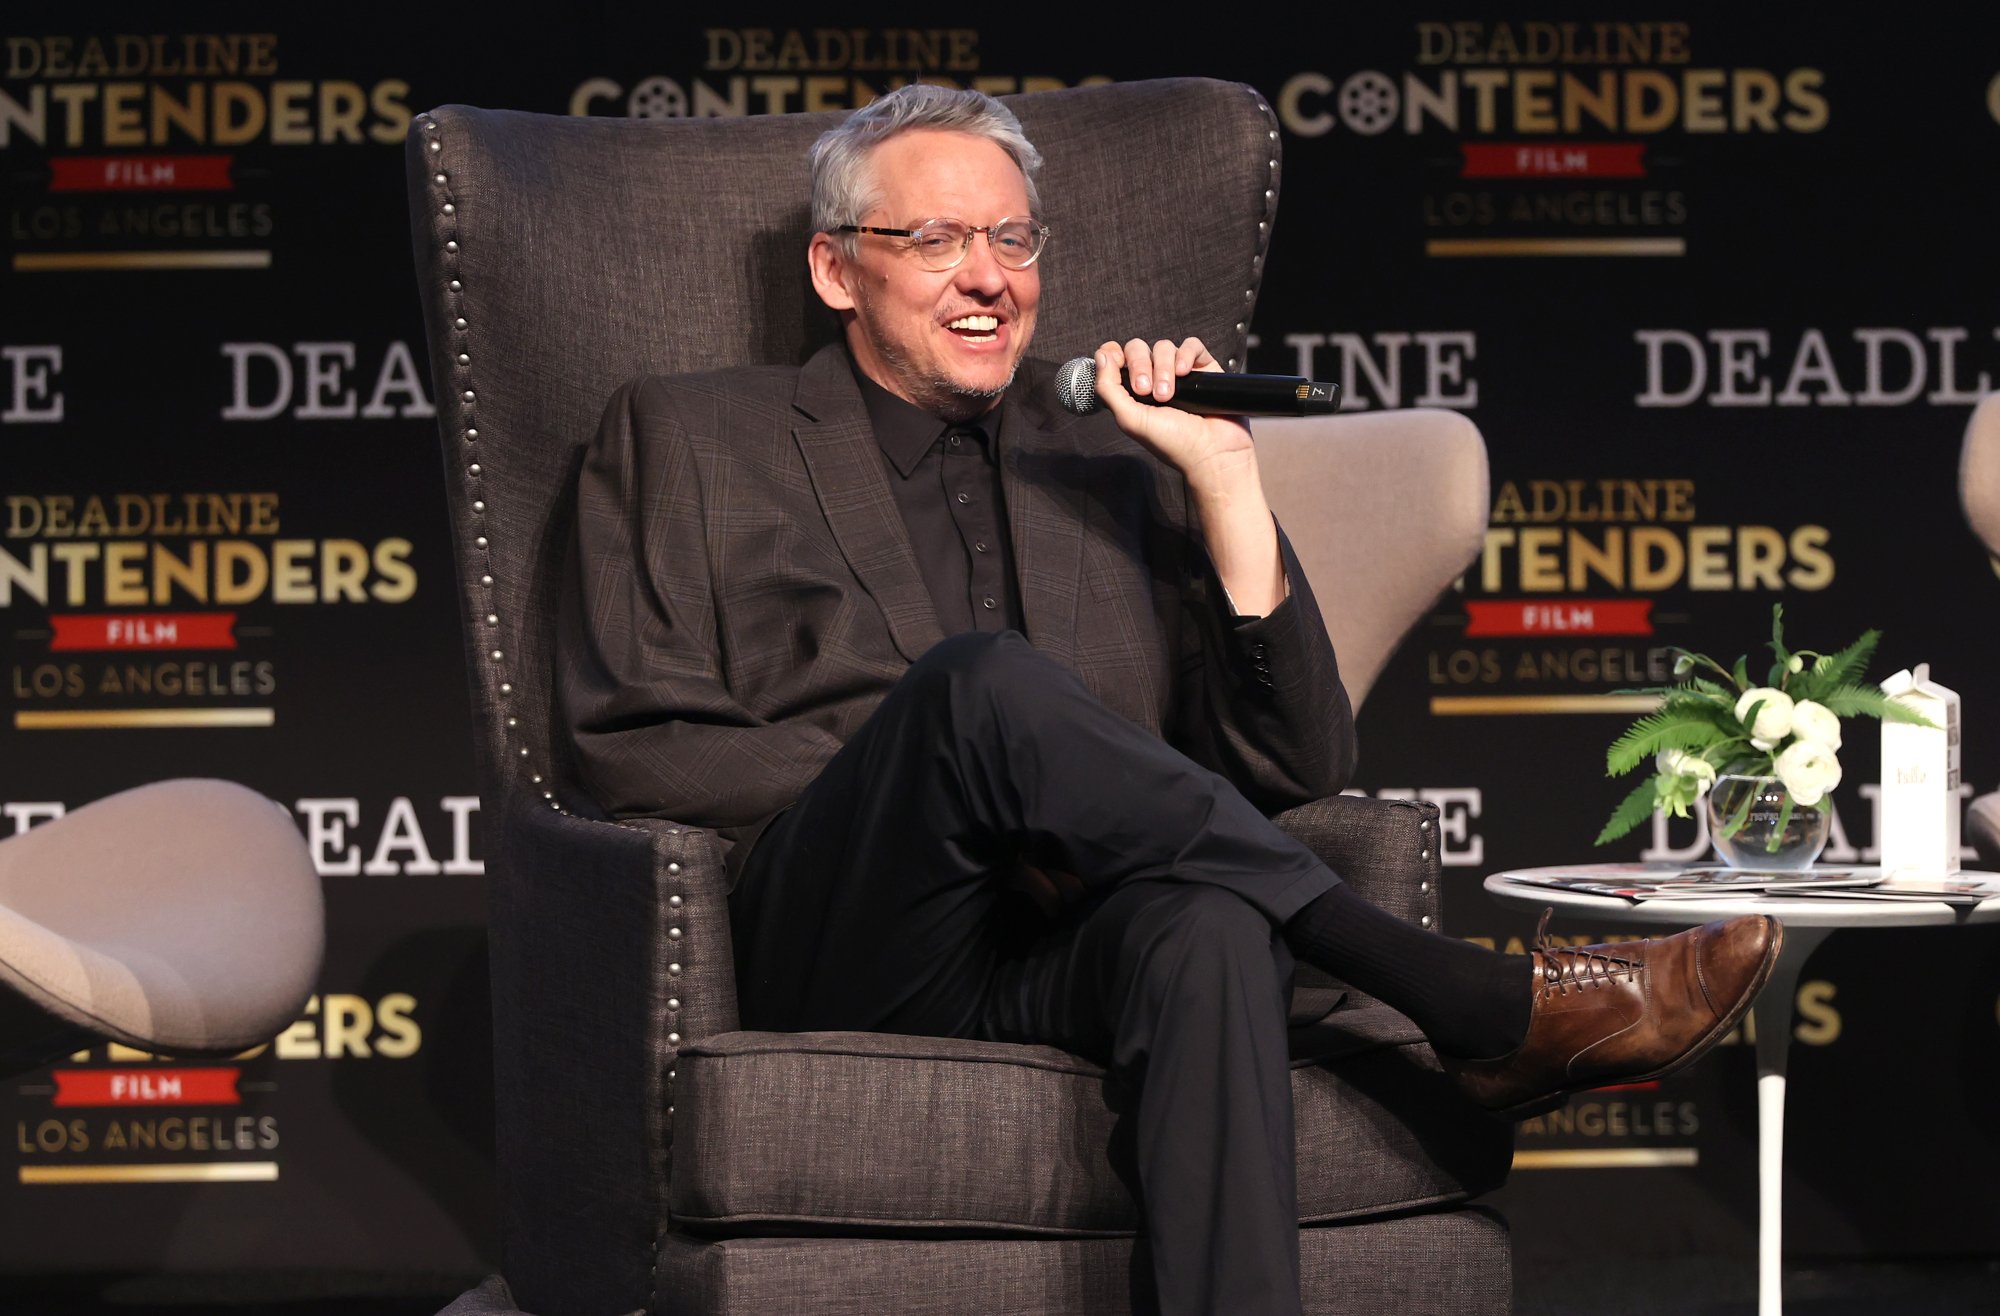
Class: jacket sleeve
557,379,842,852
1169,511,1358,812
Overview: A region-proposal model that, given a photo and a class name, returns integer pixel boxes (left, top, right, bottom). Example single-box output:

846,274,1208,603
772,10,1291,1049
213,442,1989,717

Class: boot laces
1532,908,1642,996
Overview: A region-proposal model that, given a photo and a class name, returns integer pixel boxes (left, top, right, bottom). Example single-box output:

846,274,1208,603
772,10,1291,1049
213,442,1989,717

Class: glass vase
1704,774,1830,870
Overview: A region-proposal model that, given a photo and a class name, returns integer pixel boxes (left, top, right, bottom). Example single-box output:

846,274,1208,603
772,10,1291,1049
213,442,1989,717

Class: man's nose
952,232,1009,294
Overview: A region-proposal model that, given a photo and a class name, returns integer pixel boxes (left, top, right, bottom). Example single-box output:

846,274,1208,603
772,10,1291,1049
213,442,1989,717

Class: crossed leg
731,630,1330,1314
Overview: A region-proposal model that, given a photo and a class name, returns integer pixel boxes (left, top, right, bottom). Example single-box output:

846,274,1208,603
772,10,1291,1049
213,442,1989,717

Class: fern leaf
1594,775,1662,846
1813,630,1880,689
1816,682,1939,726
1605,710,1729,775
1661,685,1735,718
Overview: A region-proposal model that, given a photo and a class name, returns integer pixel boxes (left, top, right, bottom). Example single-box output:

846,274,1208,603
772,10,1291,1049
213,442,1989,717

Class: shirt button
956,491,971,504
948,435,962,447
974,542,988,553
982,596,996,609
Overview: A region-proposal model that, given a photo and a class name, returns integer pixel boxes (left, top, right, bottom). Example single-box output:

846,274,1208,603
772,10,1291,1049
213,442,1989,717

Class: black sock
1285,882,1530,1060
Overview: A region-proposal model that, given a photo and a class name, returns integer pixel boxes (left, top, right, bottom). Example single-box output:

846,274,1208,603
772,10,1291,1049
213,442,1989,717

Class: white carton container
1879,664,1961,878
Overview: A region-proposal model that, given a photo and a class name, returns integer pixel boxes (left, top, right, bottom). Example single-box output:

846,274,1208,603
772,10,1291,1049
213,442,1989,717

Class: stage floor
5,1257,1999,1314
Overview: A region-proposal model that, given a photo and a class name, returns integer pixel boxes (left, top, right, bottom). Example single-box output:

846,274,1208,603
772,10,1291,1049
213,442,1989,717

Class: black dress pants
732,631,1342,1316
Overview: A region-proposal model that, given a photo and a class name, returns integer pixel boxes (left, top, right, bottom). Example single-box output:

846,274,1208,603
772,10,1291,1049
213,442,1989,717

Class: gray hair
810,84,1044,250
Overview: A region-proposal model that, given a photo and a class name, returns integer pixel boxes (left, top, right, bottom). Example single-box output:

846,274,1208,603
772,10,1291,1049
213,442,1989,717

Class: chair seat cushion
656,1207,1512,1316
670,1005,1511,1237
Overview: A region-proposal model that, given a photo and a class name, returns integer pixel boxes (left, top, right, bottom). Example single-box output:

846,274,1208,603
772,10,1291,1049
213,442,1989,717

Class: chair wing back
1253,410,1490,712
404,79,1283,805
1965,393,2000,561
1962,395,2000,868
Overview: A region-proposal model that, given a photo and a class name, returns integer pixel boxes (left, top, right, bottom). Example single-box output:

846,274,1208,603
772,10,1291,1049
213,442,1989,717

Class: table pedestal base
1752,924,1830,1316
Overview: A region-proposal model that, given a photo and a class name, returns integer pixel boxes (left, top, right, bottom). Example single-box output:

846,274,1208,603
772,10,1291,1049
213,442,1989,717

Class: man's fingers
1123,338,1153,394
1093,344,1127,396
1094,346,1145,424
1151,340,1179,402
1177,336,1218,376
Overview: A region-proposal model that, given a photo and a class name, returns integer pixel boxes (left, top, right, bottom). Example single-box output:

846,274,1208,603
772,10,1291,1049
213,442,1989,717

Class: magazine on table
1759,877,2000,908
1507,867,1882,902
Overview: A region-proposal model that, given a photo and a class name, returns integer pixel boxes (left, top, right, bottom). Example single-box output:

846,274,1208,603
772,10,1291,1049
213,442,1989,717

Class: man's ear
807,232,857,312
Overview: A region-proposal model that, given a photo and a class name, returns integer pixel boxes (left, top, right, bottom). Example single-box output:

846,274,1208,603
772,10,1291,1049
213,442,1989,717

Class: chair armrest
488,792,734,1316
1272,794,1446,1017
1272,794,1444,931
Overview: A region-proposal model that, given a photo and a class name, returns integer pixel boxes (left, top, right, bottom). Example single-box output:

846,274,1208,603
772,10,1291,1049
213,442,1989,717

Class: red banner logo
1464,599,1654,637
49,154,236,192
1461,143,1647,178
49,613,238,651
53,1068,242,1107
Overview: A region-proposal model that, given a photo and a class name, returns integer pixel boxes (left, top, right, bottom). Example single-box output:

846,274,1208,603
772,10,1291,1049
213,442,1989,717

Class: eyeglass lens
910,219,1044,270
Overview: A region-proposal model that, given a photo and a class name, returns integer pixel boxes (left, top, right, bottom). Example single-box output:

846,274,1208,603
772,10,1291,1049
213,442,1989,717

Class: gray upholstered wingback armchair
407,79,1511,1316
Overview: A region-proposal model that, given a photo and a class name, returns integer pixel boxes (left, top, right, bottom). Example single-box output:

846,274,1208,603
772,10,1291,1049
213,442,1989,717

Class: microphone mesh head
1053,357,1101,415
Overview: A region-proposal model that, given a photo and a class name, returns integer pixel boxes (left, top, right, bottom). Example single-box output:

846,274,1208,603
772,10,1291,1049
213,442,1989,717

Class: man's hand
1008,860,1086,919
1093,337,1286,616
1091,337,1255,485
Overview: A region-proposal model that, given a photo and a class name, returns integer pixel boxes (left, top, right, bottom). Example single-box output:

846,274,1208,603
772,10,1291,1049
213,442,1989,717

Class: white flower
1789,699,1842,751
1734,687,1795,749
1655,748,1717,794
1774,738,1842,808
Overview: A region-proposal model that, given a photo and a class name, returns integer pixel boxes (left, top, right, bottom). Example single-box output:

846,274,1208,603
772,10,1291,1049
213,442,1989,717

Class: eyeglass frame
834,216,1052,271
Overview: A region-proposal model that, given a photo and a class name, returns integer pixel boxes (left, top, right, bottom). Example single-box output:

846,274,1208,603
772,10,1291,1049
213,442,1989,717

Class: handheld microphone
1054,357,1340,418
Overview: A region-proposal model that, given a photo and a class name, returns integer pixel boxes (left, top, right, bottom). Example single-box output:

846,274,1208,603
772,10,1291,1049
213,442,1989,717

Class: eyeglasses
836,217,1051,271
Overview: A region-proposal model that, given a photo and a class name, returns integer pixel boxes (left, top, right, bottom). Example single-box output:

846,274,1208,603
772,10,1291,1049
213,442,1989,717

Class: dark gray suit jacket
558,343,1357,868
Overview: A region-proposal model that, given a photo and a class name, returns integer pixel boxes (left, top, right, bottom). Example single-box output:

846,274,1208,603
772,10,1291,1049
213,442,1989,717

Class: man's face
809,129,1040,419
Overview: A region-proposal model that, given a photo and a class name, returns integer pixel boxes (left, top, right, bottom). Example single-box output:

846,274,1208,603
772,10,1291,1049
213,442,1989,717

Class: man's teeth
947,315,999,339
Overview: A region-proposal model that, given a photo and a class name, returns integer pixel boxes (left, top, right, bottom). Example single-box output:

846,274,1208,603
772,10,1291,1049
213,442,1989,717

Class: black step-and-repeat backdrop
4,2,1996,1278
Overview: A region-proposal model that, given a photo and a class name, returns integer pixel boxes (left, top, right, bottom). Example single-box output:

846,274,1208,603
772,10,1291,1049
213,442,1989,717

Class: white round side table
1483,864,2000,1316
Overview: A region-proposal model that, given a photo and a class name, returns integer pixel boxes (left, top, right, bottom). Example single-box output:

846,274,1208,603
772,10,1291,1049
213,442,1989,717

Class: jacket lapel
791,346,944,663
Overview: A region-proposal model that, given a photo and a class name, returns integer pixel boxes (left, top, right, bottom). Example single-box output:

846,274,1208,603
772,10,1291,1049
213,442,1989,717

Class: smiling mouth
945,314,1001,344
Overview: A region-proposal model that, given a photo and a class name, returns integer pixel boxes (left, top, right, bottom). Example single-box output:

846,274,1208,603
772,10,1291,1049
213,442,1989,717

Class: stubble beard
882,342,1020,422
856,290,1028,421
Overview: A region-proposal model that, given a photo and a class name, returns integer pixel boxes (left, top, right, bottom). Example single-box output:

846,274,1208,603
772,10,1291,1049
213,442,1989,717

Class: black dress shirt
858,371,1026,637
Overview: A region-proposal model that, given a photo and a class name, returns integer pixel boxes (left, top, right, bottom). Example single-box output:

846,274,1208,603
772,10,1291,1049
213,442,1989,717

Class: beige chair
1255,410,1488,712
1963,396,2000,865
0,779,324,1074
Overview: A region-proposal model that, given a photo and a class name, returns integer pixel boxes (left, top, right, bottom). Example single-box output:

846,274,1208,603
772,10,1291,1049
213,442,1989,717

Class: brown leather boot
1442,908,1782,1119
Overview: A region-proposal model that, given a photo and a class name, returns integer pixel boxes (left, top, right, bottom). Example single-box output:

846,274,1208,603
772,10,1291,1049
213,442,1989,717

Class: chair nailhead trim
1234,85,1280,373
426,116,564,814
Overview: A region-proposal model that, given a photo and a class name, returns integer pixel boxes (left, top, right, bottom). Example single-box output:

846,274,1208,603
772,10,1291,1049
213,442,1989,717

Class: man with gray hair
561,83,1779,1314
